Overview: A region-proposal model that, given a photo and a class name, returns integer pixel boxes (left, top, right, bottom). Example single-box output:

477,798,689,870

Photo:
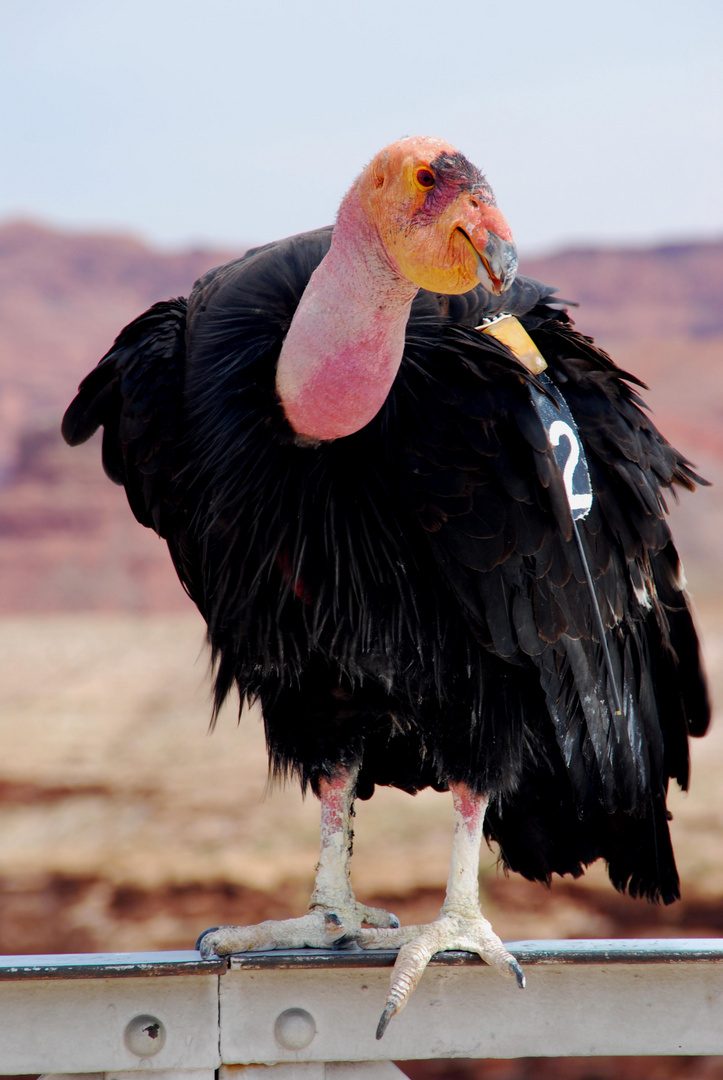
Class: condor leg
196,764,398,956
359,782,525,1038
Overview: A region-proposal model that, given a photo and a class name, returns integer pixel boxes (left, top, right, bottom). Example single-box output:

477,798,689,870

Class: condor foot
196,902,400,958
358,912,525,1039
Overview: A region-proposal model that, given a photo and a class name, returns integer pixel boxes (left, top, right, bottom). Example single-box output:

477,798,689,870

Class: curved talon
510,958,526,989
195,926,220,954
357,904,401,930
331,933,362,951
376,1001,397,1040
197,925,249,958
364,913,524,1033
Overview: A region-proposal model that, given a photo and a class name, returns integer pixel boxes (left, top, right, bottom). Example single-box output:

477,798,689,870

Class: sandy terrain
0,598,720,958
1,608,721,1080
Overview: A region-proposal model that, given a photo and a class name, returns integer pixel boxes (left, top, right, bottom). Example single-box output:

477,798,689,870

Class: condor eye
414,167,435,191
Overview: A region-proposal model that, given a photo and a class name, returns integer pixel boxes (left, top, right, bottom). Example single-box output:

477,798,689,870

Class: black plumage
63,223,709,906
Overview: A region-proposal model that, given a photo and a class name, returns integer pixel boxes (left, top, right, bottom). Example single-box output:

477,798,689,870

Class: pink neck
275,188,418,441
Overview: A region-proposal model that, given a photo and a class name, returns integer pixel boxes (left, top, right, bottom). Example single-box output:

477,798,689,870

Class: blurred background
1,2,722,1077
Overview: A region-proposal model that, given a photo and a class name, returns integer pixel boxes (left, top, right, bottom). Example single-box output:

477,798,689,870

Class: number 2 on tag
548,419,593,516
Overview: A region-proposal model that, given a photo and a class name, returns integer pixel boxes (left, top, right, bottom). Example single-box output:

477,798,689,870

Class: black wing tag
478,314,594,518
479,316,621,709
533,374,621,712
529,374,593,520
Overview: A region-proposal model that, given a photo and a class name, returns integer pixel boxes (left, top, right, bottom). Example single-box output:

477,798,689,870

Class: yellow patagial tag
476,314,547,374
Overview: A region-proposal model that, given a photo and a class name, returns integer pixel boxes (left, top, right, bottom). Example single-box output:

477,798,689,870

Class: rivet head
124,1013,167,1057
274,1007,317,1050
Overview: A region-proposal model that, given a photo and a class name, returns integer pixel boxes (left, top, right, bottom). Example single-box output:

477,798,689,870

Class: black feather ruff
62,226,710,905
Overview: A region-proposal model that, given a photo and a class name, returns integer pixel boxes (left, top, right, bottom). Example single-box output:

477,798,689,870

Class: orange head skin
350,136,517,296
276,137,518,442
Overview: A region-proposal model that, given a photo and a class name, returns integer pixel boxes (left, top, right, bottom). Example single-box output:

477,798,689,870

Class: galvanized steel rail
0,940,720,1077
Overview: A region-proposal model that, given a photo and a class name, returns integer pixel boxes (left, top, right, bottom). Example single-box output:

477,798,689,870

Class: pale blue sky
1,0,721,254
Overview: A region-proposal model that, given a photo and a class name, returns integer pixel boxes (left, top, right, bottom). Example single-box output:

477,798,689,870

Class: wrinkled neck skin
275,187,419,443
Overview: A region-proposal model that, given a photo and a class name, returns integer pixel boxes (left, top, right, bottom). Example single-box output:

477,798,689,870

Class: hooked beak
457,226,518,295
475,231,518,295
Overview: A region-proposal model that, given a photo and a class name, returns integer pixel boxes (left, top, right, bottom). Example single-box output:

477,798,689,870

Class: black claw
388,913,401,929
195,926,220,953
376,1001,397,1040
510,959,526,989
324,912,343,927
331,933,362,951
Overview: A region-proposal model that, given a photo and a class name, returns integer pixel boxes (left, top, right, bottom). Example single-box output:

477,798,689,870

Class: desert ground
0,604,722,1080
1,597,721,955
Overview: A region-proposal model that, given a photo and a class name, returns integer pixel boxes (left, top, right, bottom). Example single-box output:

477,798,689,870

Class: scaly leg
359,782,525,1038
196,764,398,957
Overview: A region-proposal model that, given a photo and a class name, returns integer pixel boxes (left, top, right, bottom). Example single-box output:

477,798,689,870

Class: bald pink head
276,137,518,441
350,136,517,295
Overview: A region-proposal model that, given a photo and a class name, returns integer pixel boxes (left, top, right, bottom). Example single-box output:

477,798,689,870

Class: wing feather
397,306,709,901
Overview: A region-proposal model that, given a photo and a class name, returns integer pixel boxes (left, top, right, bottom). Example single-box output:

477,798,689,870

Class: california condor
62,137,710,1036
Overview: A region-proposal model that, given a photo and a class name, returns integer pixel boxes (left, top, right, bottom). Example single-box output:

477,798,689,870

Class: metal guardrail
0,940,720,1078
